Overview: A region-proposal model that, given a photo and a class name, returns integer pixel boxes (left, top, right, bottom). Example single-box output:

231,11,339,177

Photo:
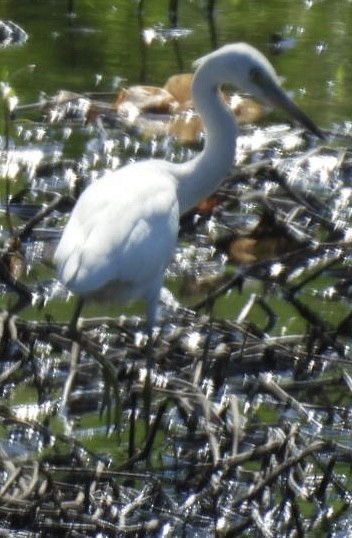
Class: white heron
54,43,322,333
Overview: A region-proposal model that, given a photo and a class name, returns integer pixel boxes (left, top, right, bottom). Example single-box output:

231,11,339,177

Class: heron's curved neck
175,64,238,215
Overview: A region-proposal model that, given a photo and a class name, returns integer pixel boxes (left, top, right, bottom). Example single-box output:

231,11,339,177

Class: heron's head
194,43,324,139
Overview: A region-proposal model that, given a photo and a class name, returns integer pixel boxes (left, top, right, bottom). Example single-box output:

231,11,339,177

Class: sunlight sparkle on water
307,154,338,186
185,331,202,352
280,132,305,151
270,262,285,277
142,25,192,45
134,331,148,347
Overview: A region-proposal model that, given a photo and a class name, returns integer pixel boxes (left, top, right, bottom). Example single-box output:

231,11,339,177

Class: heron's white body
55,163,179,324
55,43,321,330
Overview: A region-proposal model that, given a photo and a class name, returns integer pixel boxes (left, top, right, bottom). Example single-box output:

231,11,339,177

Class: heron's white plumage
55,43,322,330
55,163,179,325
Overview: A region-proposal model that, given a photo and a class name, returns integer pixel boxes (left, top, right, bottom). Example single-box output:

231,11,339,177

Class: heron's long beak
264,78,324,140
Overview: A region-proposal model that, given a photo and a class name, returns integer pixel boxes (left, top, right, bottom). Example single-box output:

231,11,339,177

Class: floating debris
0,20,28,47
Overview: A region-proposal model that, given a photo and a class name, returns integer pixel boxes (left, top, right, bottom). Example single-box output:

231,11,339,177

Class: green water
0,0,351,126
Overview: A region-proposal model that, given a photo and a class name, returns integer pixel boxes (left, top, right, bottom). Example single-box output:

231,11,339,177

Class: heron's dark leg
142,294,159,438
68,296,84,335
141,330,153,442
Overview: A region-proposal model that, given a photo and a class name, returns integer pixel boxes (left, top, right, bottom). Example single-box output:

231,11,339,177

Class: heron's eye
249,67,264,85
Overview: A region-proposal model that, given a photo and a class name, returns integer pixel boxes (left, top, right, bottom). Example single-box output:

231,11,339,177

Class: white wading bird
54,43,322,333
